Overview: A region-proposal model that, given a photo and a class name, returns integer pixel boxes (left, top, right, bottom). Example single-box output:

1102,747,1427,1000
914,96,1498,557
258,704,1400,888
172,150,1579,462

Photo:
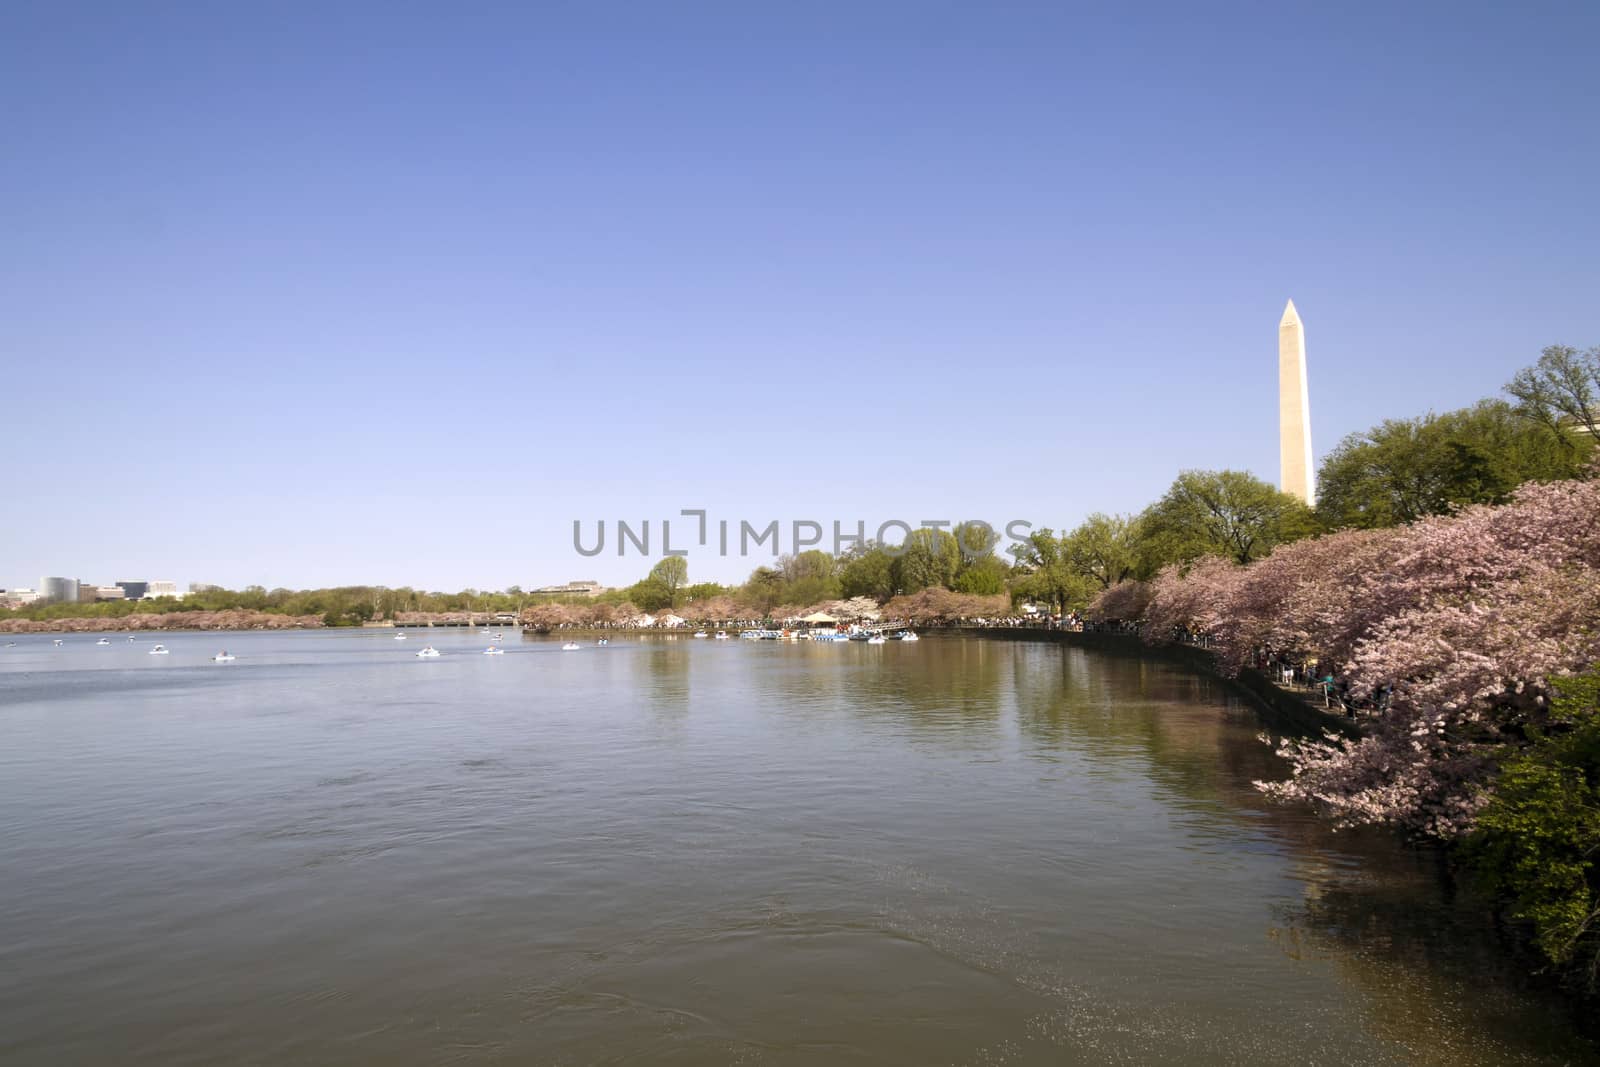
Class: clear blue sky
3,1,1596,592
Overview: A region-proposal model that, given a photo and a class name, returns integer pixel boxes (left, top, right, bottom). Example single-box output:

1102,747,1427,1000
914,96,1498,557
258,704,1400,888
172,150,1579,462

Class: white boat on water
416,646,441,658
561,642,581,651
866,634,887,644
127,635,136,642
148,644,169,655
213,652,235,662
898,631,919,642
394,632,407,640
714,631,729,640
693,631,709,638
53,639,63,646
596,638,609,646
96,637,110,645
482,646,504,655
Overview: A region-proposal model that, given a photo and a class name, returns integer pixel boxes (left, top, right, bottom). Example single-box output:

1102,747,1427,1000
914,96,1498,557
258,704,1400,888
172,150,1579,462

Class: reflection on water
0,630,1591,1065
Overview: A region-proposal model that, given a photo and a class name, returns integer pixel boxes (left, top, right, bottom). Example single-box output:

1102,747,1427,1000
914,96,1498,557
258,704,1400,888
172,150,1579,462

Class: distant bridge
385,616,521,629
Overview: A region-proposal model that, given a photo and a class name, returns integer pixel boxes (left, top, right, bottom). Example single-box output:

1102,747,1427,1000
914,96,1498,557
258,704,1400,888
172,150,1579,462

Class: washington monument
1278,299,1314,505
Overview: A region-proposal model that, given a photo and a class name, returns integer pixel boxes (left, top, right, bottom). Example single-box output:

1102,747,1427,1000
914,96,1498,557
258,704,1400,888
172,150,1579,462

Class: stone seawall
945,626,1359,739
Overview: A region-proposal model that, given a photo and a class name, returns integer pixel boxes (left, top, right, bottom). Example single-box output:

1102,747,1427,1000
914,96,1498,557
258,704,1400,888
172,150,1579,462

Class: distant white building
531,580,607,598
146,580,180,598
40,576,79,603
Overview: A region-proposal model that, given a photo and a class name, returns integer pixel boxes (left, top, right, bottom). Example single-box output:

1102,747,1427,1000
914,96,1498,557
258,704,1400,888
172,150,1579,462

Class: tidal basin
0,630,1590,1065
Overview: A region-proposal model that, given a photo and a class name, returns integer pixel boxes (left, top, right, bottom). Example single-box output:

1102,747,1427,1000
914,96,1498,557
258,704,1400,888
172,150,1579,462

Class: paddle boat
96,637,110,646
898,631,919,642
394,632,407,640
53,639,63,646
693,630,709,638
148,644,170,655
866,634,888,645
416,646,441,658
596,638,609,646
714,631,729,640
213,651,235,662
482,646,504,655
561,642,581,651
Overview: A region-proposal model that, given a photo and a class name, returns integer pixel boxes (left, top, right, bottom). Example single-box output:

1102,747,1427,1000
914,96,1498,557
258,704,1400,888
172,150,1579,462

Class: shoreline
944,626,1359,739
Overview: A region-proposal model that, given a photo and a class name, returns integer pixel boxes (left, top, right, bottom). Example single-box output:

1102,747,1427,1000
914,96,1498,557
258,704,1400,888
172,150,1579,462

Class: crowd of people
958,611,1090,631
1247,651,1396,718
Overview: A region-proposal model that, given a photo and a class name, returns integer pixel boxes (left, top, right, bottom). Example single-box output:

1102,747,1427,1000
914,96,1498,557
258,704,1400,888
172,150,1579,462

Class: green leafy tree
648,557,689,607
741,567,787,613
625,575,674,612
1317,400,1586,529
891,529,961,593
775,551,841,605
1008,529,1097,612
839,545,895,601
950,521,1006,594
1064,513,1141,589
1138,469,1316,571
952,555,1009,595
952,520,1000,560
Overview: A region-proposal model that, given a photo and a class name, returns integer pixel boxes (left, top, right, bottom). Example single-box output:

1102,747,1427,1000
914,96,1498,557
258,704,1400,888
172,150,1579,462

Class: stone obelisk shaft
1278,300,1314,505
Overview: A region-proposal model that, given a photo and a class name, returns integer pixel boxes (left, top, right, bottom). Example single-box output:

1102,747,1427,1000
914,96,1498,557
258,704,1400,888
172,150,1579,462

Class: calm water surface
0,630,1592,1065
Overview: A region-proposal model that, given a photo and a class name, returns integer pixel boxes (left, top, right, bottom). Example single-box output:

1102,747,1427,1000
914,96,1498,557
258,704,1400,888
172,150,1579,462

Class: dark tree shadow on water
1268,842,1600,1062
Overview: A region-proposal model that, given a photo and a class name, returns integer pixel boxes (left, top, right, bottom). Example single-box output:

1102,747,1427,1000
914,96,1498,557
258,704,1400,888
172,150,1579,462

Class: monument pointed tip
1281,299,1300,324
